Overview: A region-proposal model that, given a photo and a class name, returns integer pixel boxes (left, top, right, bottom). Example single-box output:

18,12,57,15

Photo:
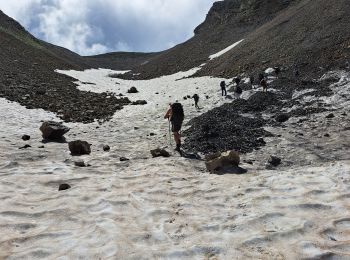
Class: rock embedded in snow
58,184,71,191
21,135,30,141
326,113,335,119
103,145,110,152
132,100,147,105
120,157,130,162
19,144,31,149
150,148,170,158
127,87,138,93
268,156,282,167
275,114,290,123
40,121,70,140
74,160,86,167
205,150,240,173
68,140,91,155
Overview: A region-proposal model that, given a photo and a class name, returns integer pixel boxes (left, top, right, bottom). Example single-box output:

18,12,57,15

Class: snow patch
209,39,244,60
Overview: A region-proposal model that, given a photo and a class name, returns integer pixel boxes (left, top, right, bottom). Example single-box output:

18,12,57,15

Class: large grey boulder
40,121,70,140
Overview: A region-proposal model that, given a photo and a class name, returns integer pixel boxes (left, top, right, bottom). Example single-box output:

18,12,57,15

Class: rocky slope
0,10,155,123
118,0,350,80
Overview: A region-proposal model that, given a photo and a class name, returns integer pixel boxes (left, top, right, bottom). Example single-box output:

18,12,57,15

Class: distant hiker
274,67,281,77
250,76,254,88
234,84,243,99
294,66,300,79
260,78,268,92
192,94,199,109
164,102,184,153
234,77,241,86
220,81,227,96
258,73,265,82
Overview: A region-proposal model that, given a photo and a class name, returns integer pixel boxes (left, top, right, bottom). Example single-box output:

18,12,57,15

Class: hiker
274,67,281,77
260,78,268,92
234,85,243,99
220,81,227,96
234,77,241,86
258,73,265,82
164,102,184,152
234,77,242,98
294,66,300,79
250,75,254,88
192,94,199,109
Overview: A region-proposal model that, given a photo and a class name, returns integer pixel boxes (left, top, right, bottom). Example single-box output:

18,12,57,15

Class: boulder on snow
326,113,335,119
22,135,30,141
127,87,138,93
275,113,290,123
120,157,130,161
58,183,71,191
68,140,91,155
103,145,110,151
74,160,86,167
268,156,281,167
150,148,170,158
205,150,240,173
40,121,70,140
132,100,147,105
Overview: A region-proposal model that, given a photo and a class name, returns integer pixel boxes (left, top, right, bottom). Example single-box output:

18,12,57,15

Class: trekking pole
168,119,172,146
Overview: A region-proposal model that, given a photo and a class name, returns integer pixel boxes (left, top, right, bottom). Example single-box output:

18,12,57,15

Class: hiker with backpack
192,94,199,109
164,102,184,153
220,81,227,96
234,77,242,98
260,77,268,92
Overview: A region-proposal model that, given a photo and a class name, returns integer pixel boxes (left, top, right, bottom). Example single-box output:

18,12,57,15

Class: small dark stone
103,145,110,151
19,144,31,149
326,113,335,119
341,112,347,116
58,184,71,191
132,100,147,105
268,156,281,167
38,145,45,148
120,157,130,161
275,113,290,123
150,148,170,158
134,127,139,130
150,133,156,136
324,133,330,137
22,135,30,141
74,160,86,167
206,95,210,99
127,87,138,93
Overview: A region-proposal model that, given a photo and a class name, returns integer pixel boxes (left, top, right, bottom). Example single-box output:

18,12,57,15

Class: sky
0,0,216,56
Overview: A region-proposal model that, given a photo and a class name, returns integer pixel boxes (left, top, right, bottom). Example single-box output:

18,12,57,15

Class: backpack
220,81,225,88
171,102,184,122
235,78,241,85
235,86,242,94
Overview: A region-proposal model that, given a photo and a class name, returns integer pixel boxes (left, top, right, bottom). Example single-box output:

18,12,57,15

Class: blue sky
0,0,216,55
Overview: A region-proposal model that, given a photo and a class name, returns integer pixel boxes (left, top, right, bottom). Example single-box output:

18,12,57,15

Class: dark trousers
221,88,227,96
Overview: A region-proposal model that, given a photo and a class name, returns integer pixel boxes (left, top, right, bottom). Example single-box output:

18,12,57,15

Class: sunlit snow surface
209,39,244,60
0,68,349,259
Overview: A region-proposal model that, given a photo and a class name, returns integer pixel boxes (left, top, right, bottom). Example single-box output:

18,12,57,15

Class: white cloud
0,0,216,55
